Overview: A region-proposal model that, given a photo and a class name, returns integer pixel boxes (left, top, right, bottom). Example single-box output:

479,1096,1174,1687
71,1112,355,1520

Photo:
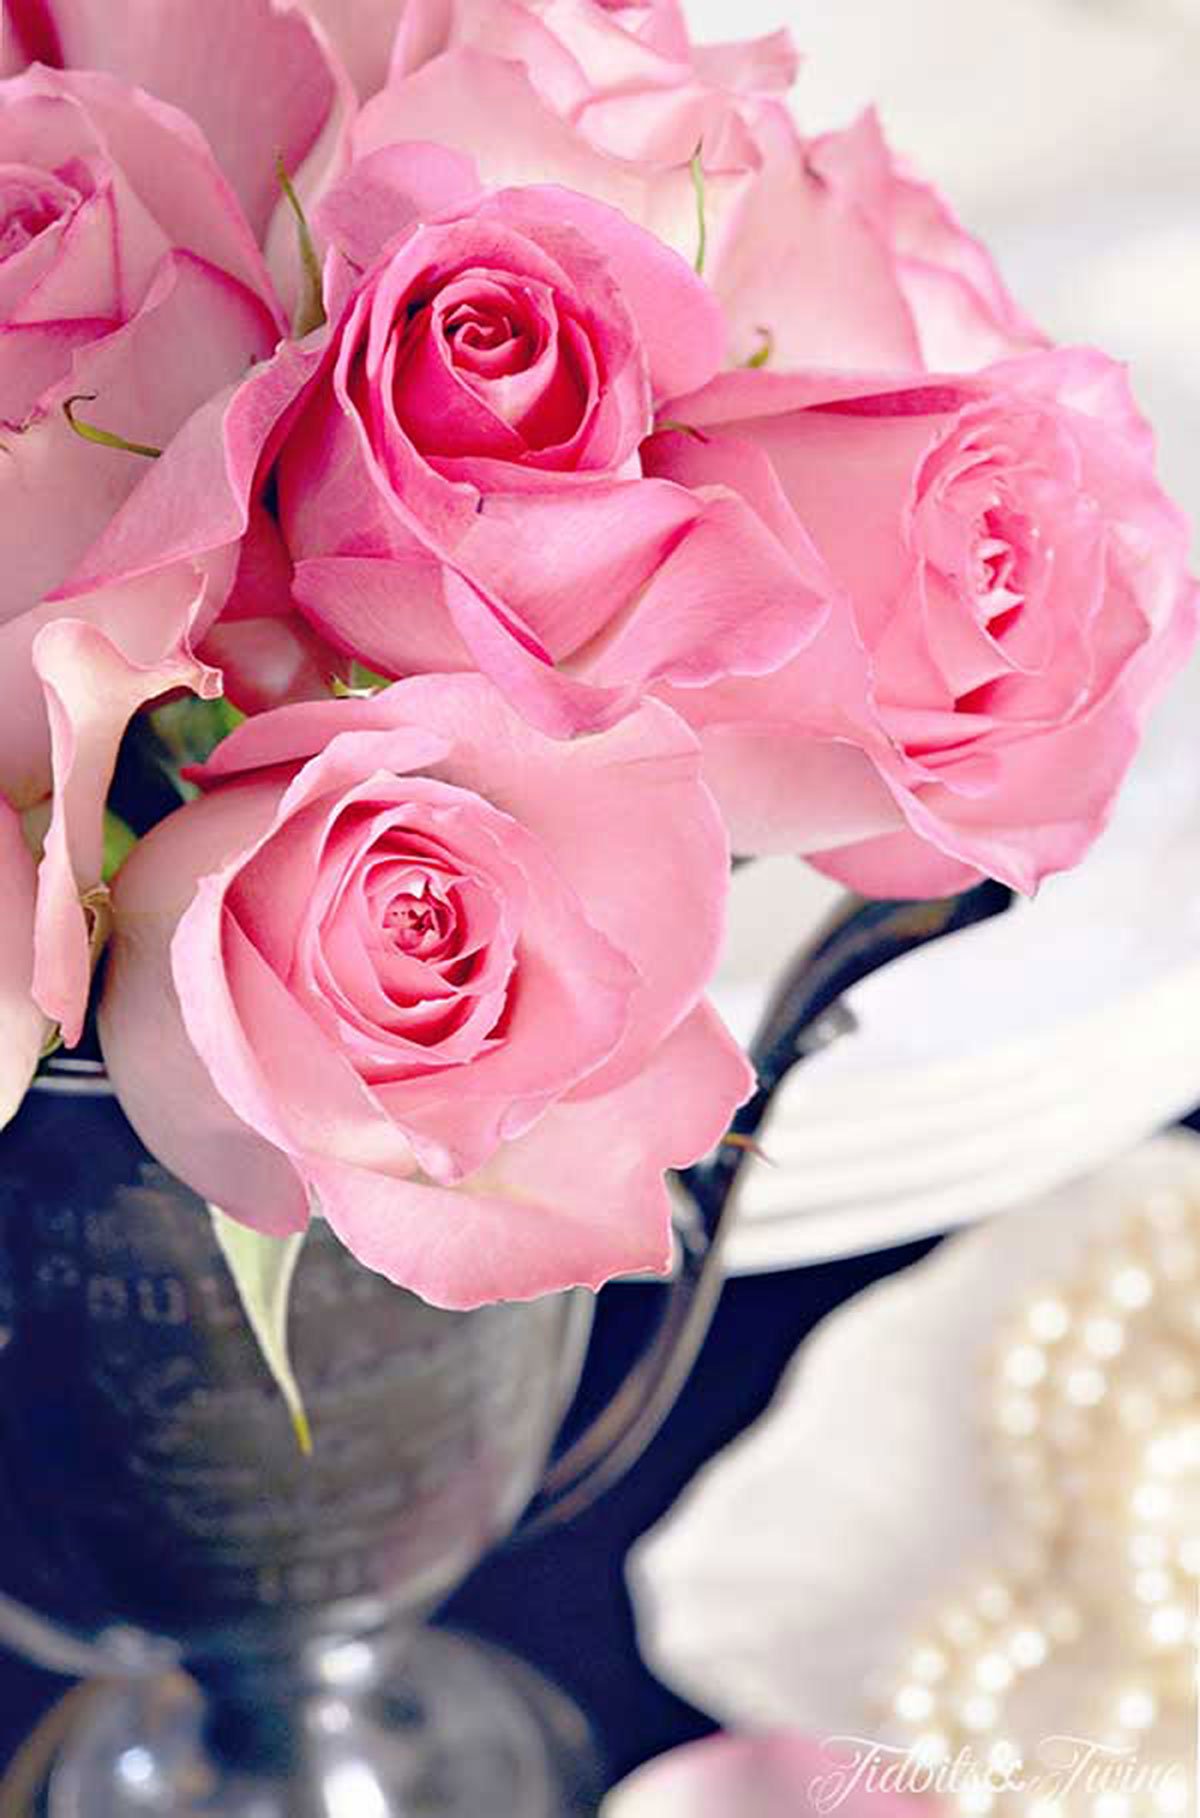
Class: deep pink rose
362,8,1036,370
645,352,1199,893
99,676,751,1308
73,146,824,742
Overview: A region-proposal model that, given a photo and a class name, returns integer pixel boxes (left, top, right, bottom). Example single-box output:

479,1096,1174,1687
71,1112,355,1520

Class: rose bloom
644,351,1199,893
99,676,751,1308
0,0,345,1115
76,144,822,745
362,1,1043,369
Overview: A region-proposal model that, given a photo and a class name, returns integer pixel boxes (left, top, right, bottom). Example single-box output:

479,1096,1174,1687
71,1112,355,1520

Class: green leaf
102,809,137,882
150,695,246,791
63,395,162,460
209,1210,312,1455
689,144,708,276
276,154,327,339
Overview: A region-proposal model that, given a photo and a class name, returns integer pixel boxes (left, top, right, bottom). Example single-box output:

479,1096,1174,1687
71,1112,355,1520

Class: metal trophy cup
0,888,1010,1816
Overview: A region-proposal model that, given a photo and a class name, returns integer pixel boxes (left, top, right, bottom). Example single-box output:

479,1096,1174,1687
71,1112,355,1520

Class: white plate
632,1133,1200,1731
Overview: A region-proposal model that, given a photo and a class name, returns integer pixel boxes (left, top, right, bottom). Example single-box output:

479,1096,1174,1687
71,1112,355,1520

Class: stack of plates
717,649,1200,1272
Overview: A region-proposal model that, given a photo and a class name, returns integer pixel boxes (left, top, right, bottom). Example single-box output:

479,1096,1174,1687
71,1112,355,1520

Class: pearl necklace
884,1180,1199,1816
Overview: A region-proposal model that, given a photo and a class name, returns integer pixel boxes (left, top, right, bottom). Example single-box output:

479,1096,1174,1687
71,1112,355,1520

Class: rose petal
0,249,277,623
32,596,222,1043
24,0,342,239
99,778,312,1234
315,1001,752,1309
0,796,49,1128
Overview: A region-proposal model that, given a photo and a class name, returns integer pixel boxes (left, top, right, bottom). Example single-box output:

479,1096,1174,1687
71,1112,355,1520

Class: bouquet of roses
1,0,1194,1325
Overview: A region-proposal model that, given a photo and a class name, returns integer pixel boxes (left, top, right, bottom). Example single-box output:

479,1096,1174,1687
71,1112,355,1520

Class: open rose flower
73,144,824,744
1,0,343,243
362,5,1040,370
99,675,752,1307
0,57,295,1097
0,64,282,621
645,351,1199,893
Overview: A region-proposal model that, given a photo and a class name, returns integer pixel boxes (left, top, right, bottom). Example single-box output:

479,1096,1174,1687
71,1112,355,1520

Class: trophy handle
519,880,1013,1537
0,1590,172,1681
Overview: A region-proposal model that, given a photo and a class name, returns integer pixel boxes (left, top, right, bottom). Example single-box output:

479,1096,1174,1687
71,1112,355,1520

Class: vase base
9,1631,604,1818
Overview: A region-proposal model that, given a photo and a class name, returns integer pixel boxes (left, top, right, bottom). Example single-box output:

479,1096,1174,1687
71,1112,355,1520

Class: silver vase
0,886,1013,1816
0,1062,604,1816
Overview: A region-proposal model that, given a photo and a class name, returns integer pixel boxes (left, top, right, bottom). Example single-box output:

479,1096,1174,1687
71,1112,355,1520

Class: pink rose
74,146,823,742
0,60,287,1056
1,0,342,241
0,65,281,623
99,675,751,1308
0,0,346,1065
807,112,1046,370
606,1734,935,1818
645,351,1199,893
363,8,1036,370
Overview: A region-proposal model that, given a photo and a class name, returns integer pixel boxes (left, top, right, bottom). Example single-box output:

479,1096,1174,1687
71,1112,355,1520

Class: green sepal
210,1209,312,1455
102,809,138,882
63,396,162,460
689,144,708,276
276,155,327,339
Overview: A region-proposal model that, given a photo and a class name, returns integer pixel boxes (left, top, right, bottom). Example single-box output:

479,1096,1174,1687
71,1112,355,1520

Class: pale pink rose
0,65,284,624
605,1734,937,1818
362,9,1035,371
806,112,1046,370
73,145,826,743
2,0,343,240
645,353,1199,894
99,675,752,1308
294,0,417,99
0,58,294,1051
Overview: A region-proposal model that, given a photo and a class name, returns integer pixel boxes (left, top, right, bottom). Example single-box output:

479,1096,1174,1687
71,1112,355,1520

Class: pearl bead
886,1168,1200,1816
1007,1624,1049,1670
1082,1313,1126,1360
894,1683,936,1724
909,1642,949,1684
1114,1687,1157,1730
974,1650,1014,1693
940,1603,985,1649
1027,1294,1072,1343
956,1785,995,1816
1104,1259,1155,1311
909,1729,953,1768
1063,1362,1108,1408
1003,1341,1050,1388
956,1690,1000,1734
1146,1604,1189,1647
